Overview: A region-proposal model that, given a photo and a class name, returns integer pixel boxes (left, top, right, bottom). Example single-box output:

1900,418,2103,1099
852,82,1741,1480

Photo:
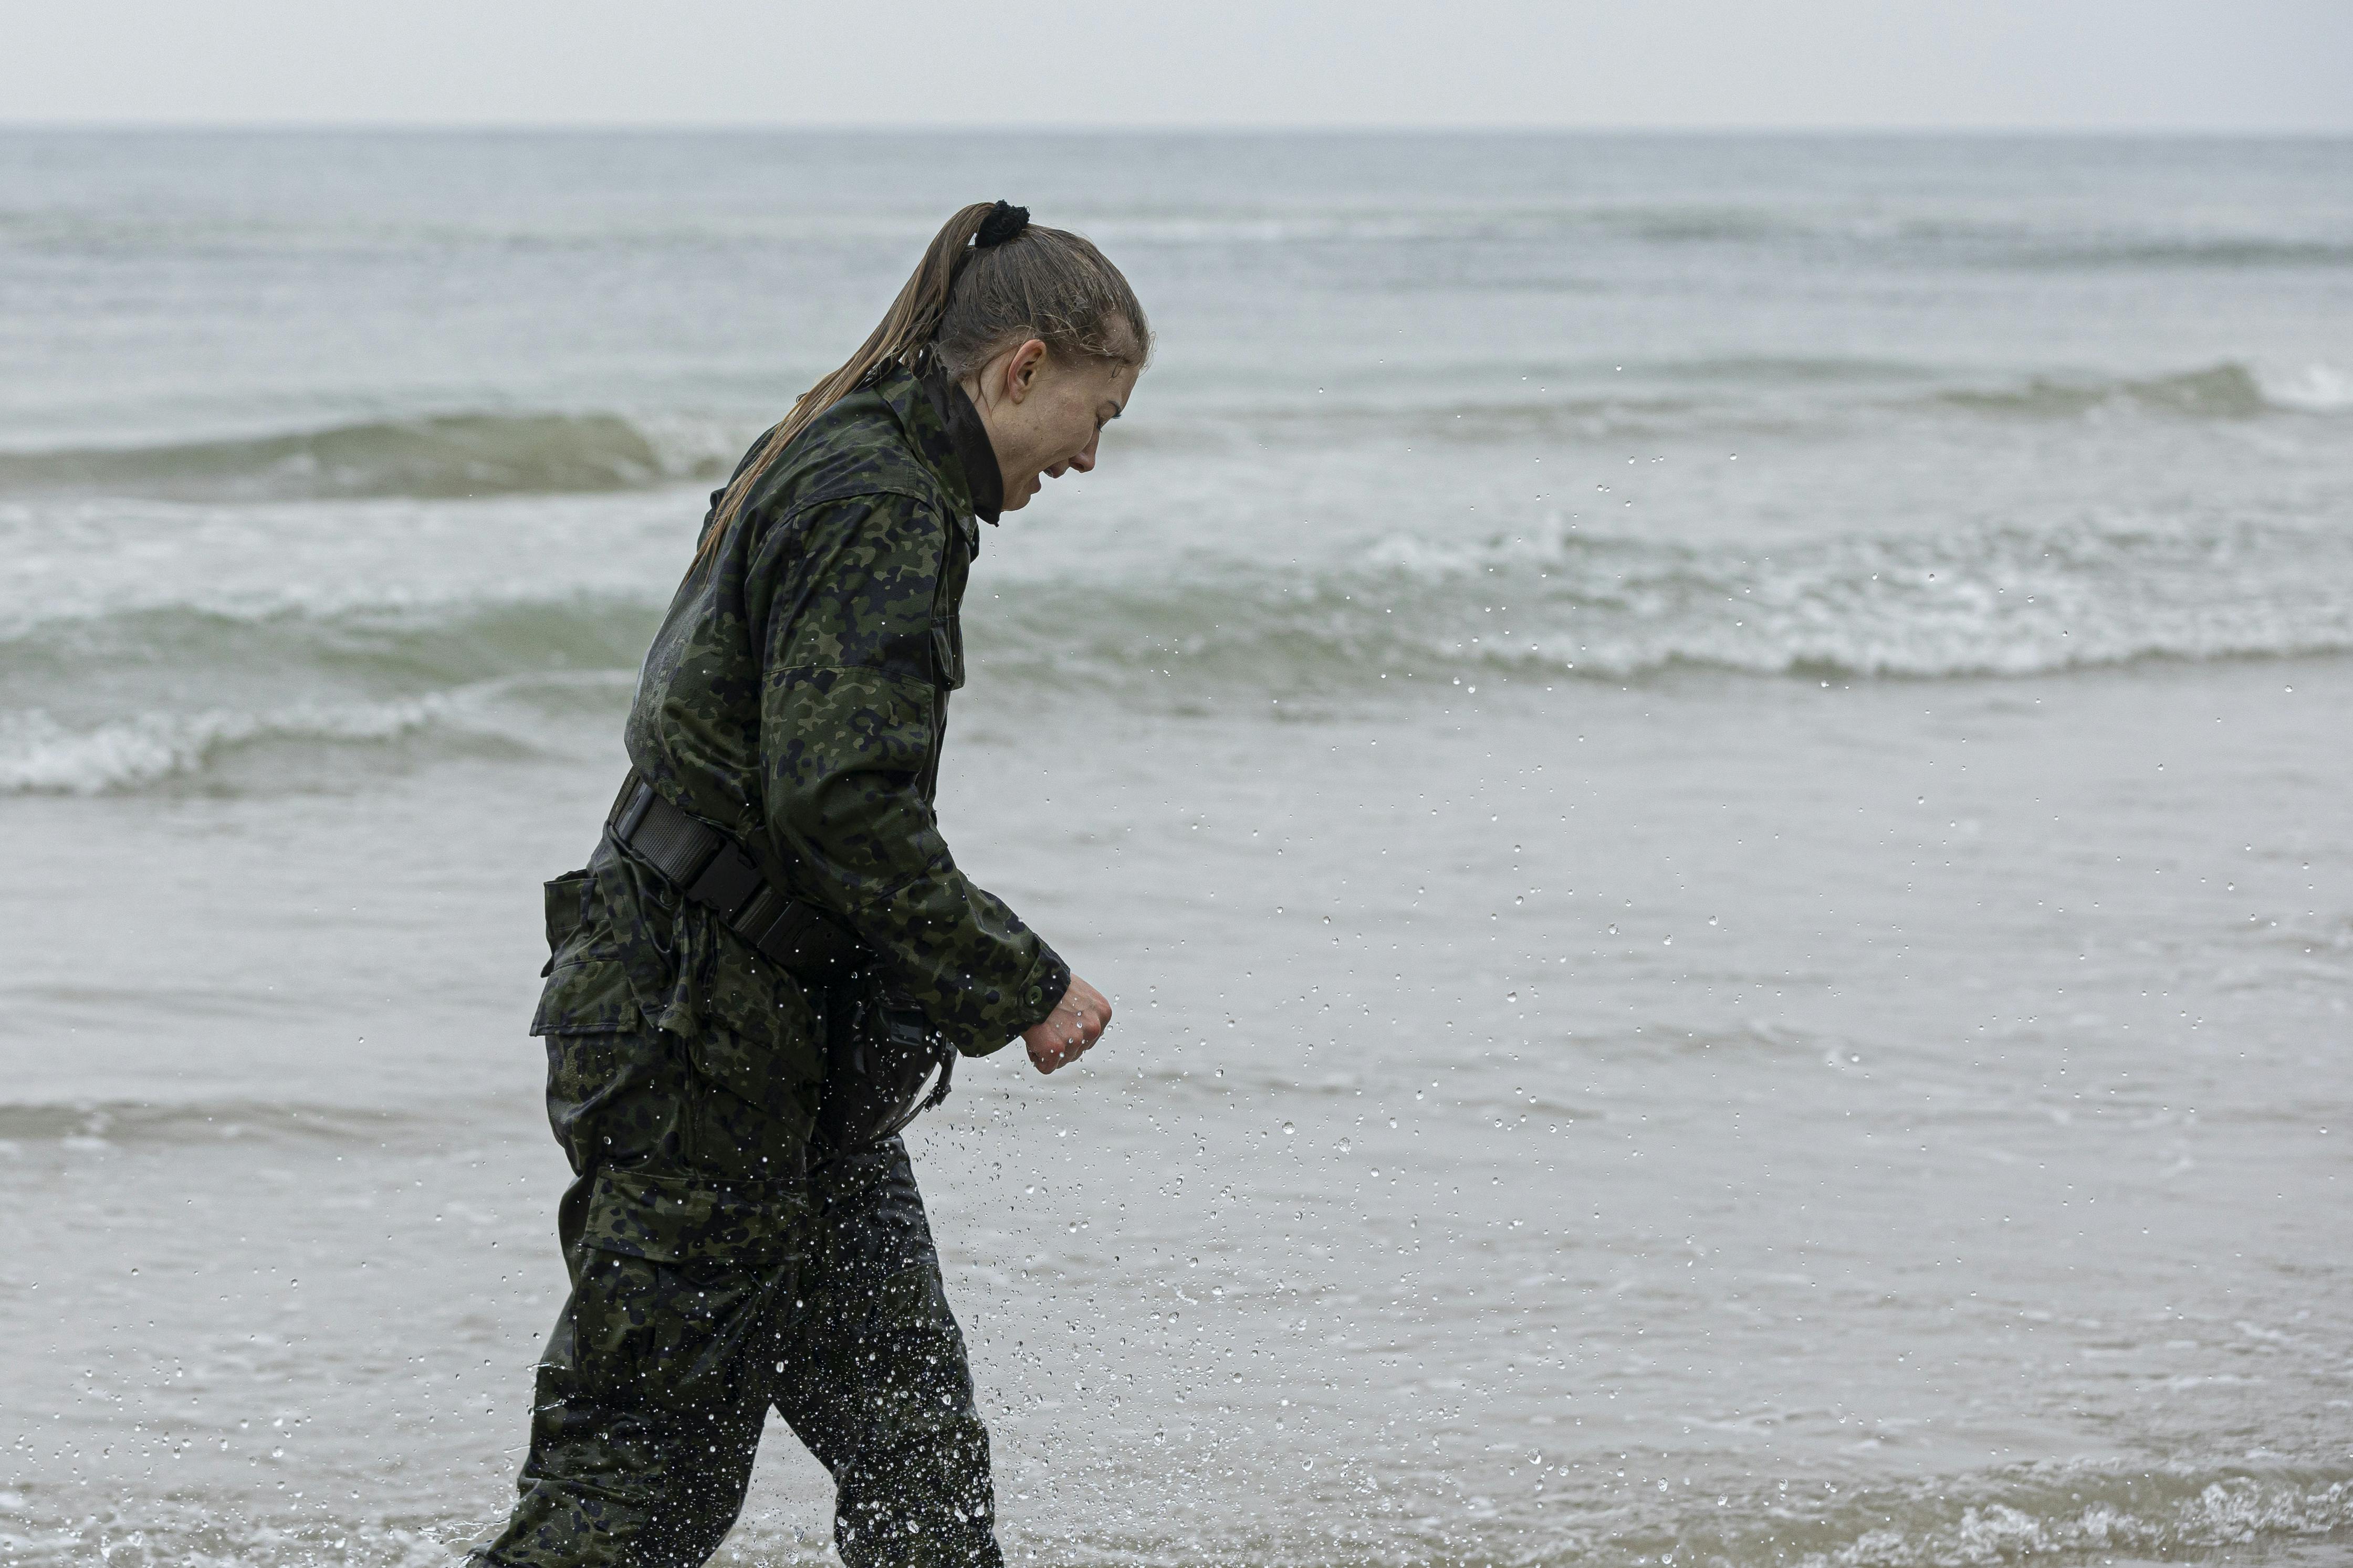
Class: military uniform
478,361,1067,1568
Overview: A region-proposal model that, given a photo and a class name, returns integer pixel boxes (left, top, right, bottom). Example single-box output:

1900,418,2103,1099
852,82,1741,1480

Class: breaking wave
2,355,2334,515
981,511,2353,692
0,592,657,793
0,412,736,501
0,1457,2342,1568
0,694,482,795
5,507,2344,790
1938,360,2353,420
1499,1458,2353,1568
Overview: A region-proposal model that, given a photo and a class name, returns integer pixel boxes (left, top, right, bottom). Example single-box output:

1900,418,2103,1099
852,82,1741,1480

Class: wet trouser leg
475,1138,998,1568
474,1169,779,1568
770,1140,1002,1568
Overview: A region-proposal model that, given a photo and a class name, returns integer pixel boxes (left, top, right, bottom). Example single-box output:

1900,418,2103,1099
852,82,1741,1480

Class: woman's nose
1069,434,1100,473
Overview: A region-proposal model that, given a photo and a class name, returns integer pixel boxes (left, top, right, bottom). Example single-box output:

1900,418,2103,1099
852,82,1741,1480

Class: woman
475,202,1146,1568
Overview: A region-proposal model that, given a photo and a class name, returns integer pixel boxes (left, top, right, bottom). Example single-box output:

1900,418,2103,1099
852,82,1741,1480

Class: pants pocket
569,1165,808,1413
539,869,593,975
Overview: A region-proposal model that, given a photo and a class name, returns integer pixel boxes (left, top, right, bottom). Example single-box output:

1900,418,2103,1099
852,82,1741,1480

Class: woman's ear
1003,338,1050,404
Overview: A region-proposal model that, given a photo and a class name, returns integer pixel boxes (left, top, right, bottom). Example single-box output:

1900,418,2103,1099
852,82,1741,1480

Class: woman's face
964,338,1141,512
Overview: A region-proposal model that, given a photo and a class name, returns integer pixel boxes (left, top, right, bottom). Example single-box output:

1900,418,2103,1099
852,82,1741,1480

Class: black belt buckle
685,840,763,921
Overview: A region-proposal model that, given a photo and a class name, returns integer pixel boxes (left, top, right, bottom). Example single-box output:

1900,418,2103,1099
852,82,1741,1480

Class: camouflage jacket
544,362,1070,1079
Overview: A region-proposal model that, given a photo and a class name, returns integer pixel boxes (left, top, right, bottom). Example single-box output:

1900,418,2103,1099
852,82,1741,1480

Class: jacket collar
873,359,1005,527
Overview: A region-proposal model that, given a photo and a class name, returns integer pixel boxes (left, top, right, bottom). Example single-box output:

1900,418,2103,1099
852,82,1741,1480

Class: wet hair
694,202,1150,565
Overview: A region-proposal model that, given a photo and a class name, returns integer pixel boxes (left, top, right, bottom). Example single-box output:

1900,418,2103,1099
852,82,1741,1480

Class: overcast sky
6,0,2347,132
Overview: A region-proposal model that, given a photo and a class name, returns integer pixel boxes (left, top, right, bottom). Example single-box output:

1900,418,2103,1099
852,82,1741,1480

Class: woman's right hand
1024,975,1111,1073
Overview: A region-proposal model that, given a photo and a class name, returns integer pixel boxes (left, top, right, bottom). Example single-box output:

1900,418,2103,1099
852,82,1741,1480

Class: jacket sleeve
755,490,1070,1053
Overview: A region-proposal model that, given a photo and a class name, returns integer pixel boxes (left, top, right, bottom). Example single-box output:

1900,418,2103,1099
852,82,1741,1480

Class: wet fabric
619,360,1067,1060
472,364,1059,1565
926,370,1004,524
476,988,997,1567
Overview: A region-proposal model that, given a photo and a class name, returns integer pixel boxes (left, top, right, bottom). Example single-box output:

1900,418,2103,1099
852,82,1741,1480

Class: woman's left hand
1024,975,1111,1073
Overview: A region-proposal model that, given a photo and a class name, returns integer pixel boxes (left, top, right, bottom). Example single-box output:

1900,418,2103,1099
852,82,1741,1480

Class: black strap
605,773,862,982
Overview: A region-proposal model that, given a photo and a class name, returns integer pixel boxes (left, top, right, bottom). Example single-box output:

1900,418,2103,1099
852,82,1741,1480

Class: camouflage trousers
475,1033,1000,1568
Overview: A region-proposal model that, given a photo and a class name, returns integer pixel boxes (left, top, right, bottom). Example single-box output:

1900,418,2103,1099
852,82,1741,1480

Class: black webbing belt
605,772,863,982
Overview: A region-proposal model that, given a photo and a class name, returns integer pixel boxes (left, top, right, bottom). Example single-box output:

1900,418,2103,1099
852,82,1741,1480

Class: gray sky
7,0,2348,132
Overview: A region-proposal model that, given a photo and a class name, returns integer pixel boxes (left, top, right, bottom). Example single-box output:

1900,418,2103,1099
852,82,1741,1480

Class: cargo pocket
533,959,661,1172
531,957,642,1038
682,936,825,1184
571,1163,807,1411
539,869,594,976
582,1163,806,1262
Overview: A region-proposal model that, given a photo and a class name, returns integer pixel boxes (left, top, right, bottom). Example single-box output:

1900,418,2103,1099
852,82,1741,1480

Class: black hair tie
975,201,1030,248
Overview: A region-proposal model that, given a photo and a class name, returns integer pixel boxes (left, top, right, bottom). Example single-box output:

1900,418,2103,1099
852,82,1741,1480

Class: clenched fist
1023,975,1111,1074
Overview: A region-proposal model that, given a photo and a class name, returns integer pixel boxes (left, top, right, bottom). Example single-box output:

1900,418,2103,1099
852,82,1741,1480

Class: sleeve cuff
1010,943,1072,1037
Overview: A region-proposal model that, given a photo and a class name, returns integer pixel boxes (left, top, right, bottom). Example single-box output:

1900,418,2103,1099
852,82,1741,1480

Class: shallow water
2,130,2349,1566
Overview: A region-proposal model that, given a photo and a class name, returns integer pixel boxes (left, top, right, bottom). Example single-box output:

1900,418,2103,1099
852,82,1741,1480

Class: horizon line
4,121,2349,139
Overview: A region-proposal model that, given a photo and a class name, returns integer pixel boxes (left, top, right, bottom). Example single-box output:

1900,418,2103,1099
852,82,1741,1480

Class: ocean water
2,130,2349,1567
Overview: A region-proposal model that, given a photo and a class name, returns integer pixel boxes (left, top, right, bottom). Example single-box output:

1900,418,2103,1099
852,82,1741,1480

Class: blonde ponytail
691,202,1151,569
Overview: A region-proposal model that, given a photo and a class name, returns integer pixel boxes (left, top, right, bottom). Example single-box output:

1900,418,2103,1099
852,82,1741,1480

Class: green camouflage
536,862,821,1186
482,994,996,1567
620,360,1069,1056
476,365,1058,1565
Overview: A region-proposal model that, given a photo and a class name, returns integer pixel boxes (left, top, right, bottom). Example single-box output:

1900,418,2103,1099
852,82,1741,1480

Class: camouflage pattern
480,869,1000,1565
620,360,1070,1057
480,995,996,1567
475,365,1062,1565
536,859,821,1186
